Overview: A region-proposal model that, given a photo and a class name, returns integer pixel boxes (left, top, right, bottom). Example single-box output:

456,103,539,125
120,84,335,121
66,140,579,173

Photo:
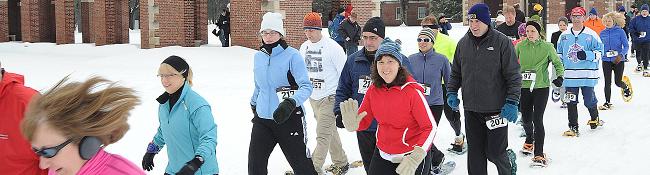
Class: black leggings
442,84,462,136
427,105,445,168
368,148,429,175
636,42,650,69
520,88,549,157
602,61,627,103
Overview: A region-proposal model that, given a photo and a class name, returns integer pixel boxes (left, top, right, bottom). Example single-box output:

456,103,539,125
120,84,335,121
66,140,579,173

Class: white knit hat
260,12,286,36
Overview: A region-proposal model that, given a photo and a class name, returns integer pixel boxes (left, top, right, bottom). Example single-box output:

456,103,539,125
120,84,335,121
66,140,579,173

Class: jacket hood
0,72,26,97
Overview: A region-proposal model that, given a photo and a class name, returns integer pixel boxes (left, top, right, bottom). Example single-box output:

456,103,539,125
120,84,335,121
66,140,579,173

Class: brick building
230,0,379,49
462,0,635,25
139,0,208,49
380,0,430,26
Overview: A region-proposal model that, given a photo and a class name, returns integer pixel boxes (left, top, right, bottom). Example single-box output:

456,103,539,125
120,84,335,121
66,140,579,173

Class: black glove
176,156,204,175
251,105,258,118
552,77,564,87
142,153,156,171
577,51,587,60
273,98,297,124
335,111,345,128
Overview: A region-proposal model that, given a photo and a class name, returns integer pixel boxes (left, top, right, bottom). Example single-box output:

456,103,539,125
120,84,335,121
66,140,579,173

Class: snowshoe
432,161,456,175
551,89,561,102
598,103,612,110
325,163,350,175
448,134,467,155
622,76,633,102
530,154,549,168
349,160,364,168
507,149,517,175
587,118,604,129
563,126,580,137
644,70,650,77
635,64,643,73
520,143,534,156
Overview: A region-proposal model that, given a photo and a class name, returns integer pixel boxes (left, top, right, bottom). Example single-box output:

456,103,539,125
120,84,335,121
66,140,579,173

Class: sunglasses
33,139,73,158
417,38,432,43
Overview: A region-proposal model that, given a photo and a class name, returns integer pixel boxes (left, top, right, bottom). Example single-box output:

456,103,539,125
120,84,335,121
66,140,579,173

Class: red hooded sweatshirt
357,76,437,155
0,71,46,175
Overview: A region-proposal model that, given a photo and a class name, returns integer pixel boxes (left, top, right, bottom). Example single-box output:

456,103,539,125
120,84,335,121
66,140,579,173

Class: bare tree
399,0,409,25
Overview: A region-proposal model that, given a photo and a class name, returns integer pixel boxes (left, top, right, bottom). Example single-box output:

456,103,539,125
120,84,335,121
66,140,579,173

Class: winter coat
440,22,452,35
600,26,629,62
0,72,46,175
335,48,414,131
299,37,347,100
557,27,604,88
152,82,219,174
515,39,564,89
217,11,230,34
357,77,436,155
584,18,605,35
447,29,522,113
516,9,526,23
338,19,361,45
496,21,523,40
251,42,313,119
629,15,650,43
71,149,145,175
408,49,451,106
329,14,345,42
551,30,563,49
433,32,457,64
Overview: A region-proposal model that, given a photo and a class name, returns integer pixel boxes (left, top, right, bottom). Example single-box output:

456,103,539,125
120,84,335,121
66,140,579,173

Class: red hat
571,7,586,16
344,4,353,18
303,12,322,30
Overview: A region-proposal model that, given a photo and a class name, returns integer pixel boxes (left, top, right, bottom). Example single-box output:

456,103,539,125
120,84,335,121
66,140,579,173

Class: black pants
636,42,650,69
520,88,549,157
632,42,639,64
427,105,444,168
357,131,377,174
368,148,429,175
602,61,627,103
465,111,511,175
248,108,317,175
442,84,463,136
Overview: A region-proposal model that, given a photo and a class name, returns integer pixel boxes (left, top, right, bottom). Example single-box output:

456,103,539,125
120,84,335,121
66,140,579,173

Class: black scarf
156,83,185,112
260,39,288,56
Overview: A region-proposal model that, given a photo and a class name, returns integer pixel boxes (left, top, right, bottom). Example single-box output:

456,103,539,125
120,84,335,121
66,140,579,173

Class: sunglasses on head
417,38,432,43
33,139,73,158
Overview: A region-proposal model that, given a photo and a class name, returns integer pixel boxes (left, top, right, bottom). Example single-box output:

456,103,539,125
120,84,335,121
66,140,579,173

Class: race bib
276,86,296,103
522,71,537,81
641,32,646,38
311,78,325,90
606,50,619,57
485,115,508,130
563,92,577,103
419,83,431,96
358,75,372,94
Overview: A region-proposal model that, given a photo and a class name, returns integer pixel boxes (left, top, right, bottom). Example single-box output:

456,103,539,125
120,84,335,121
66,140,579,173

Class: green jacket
515,39,564,89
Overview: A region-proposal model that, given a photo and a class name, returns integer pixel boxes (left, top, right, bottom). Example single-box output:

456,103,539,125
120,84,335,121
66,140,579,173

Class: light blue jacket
153,83,219,174
557,27,604,88
251,43,313,119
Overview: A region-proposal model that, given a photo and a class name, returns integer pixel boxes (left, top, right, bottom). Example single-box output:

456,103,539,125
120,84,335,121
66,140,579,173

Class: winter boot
521,143,534,155
531,154,548,167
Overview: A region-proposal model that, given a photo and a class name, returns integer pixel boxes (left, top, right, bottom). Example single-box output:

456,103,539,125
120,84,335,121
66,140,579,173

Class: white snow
1,23,648,175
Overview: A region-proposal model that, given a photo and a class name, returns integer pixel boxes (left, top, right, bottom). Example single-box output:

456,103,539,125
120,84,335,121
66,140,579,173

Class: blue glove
500,99,519,123
447,91,460,111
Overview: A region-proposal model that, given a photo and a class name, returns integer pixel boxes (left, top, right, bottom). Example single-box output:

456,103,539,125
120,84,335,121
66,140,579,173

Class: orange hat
303,12,322,30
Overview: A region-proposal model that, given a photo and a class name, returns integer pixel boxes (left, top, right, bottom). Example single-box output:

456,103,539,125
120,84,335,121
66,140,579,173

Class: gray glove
340,99,367,132
395,146,427,175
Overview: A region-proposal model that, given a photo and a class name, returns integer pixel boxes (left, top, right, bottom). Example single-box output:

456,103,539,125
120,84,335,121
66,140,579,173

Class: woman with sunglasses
407,28,452,173
21,76,144,175
142,55,219,175
249,12,315,174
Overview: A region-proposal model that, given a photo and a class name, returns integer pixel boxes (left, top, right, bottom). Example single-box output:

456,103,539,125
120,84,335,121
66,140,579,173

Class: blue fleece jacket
600,26,629,62
407,49,450,106
629,15,650,43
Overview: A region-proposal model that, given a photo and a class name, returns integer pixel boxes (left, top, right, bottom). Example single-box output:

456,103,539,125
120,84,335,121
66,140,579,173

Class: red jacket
0,72,46,175
357,76,437,154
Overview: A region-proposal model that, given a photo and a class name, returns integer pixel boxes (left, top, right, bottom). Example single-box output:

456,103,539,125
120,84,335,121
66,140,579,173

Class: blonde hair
21,76,140,146
603,12,626,27
421,15,438,25
503,6,516,14
159,63,194,86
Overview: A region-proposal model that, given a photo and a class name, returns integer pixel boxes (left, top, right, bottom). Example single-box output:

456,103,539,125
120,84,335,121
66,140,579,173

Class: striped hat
419,28,436,42
375,38,404,65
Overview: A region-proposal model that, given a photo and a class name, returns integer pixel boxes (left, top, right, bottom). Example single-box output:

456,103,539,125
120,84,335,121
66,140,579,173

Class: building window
396,7,402,20
418,7,427,19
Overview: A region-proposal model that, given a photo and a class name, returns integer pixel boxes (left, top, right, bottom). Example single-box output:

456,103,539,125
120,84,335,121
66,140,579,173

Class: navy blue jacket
629,15,650,43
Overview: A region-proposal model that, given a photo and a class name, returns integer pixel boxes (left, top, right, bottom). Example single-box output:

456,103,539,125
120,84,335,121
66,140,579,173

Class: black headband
162,55,189,78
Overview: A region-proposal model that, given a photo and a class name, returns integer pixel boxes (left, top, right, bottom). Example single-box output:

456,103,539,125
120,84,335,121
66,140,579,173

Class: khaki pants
310,95,348,174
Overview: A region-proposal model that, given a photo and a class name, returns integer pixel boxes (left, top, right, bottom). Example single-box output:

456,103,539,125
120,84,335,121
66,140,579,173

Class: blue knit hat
589,7,598,15
643,4,649,11
468,3,491,27
375,38,403,65
618,6,626,12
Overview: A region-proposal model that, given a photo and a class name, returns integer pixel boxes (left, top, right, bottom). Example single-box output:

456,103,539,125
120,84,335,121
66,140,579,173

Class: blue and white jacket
557,26,604,88
251,42,313,120
600,26,629,62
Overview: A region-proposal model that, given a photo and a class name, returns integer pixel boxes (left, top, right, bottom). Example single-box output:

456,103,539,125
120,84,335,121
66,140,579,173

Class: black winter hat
525,21,542,34
161,55,189,78
363,17,386,38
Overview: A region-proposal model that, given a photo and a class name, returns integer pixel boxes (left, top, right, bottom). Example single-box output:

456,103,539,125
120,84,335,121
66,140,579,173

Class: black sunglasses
417,38,432,43
33,139,73,158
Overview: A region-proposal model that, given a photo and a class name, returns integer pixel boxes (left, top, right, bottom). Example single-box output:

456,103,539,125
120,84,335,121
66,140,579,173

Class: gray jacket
447,28,521,113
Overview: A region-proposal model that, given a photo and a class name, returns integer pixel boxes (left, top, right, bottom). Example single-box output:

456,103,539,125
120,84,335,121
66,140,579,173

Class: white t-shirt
299,37,347,100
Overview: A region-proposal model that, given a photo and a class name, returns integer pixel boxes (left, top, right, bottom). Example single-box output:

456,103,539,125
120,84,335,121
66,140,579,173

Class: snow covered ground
2,23,649,174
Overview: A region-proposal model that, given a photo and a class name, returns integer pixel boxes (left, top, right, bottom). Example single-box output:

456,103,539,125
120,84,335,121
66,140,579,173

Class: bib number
276,86,296,103
358,75,372,94
522,71,536,81
641,32,646,38
311,78,325,90
606,50,619,57
419,83,431,96
563,92,577,103
485,115,508,130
